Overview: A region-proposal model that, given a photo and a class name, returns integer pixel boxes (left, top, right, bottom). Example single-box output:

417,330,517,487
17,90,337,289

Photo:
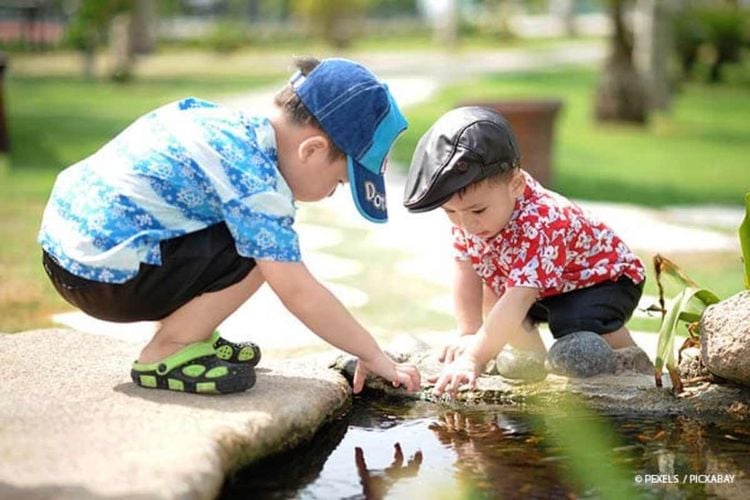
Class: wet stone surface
332,334,750,420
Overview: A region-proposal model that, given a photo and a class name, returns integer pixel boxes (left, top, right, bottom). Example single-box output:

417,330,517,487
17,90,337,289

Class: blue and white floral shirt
39,97,300,284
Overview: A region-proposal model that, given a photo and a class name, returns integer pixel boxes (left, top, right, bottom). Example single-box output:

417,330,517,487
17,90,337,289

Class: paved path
0,329,349,500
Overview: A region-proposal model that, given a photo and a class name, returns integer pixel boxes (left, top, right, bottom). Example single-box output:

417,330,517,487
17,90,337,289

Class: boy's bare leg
482,285,546,354
600,326,638,349
138,267,265,363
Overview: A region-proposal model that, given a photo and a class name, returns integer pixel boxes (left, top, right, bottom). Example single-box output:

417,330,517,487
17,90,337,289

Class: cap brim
348,156,388,223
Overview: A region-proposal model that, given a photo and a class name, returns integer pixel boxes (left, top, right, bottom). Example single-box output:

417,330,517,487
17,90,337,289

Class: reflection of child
39,57,420,395
403,107,646,397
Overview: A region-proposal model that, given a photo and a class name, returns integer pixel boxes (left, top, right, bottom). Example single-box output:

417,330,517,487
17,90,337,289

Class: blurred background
0,0,749,345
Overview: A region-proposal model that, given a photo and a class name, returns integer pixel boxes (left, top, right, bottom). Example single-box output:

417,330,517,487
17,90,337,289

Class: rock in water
546,331,617,378
613,346,654,375
701,291,750,386
494,346,547,382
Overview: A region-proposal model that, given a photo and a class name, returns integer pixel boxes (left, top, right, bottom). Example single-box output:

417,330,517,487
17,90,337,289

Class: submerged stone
493,346,548,382
613,346,654,375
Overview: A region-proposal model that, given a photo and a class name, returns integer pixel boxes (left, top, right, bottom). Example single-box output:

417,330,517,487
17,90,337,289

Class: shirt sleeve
222,192,301,262
506,219,566,292
452,226,471,261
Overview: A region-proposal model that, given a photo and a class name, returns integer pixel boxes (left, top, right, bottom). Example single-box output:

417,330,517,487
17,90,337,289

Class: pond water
221,398,750,499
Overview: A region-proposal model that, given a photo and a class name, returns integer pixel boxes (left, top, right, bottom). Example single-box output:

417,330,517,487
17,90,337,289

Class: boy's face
442,171,525,240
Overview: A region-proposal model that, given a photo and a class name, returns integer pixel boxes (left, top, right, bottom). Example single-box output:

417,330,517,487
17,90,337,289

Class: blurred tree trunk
595,0,648,123
550,0,578,37
110,12,133,81
128,0,156,55
634,0,673,110
434,0,459,48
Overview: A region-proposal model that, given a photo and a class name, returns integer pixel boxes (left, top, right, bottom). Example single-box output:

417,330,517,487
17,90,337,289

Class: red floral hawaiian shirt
453,171,645,298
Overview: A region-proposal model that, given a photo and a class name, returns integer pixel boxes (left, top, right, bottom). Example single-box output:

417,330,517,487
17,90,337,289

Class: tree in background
293,0,373,48
674,0,747,83
594,0,649,123
65,0,129,79
64,0,157,81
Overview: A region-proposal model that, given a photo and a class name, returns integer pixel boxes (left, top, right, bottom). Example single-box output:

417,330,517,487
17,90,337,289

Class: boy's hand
439,334,476,364
353,353,421,394
428,355,480,399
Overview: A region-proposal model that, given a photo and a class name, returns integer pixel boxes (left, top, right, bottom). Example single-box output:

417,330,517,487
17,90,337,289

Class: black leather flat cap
403,106,520,212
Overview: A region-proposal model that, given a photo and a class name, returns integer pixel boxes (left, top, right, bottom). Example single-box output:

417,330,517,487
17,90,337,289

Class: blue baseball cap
291,58,408,223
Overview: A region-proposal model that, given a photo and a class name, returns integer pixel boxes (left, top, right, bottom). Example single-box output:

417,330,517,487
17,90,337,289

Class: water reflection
428,409,575,498
355,443,423,499
221,399,750,499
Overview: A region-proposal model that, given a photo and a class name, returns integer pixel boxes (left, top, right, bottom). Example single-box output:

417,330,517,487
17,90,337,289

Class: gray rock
613,346,654,375
678,346,714,382
545,331,617,378
701,291,750,386
494,346,547,382
0,329,351,500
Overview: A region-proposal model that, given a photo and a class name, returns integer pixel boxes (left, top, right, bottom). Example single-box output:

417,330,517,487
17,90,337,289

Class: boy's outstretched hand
353,353,421,394
428,356,480,398
439,334,476,363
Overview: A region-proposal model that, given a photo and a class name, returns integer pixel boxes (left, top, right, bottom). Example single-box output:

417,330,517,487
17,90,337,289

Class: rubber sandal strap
132,341,215,375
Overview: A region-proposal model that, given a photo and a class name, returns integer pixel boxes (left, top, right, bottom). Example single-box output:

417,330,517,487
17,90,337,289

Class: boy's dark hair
454,165,520,199
275,57,345,160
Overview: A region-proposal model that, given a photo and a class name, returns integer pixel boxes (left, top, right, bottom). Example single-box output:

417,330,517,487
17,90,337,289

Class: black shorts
42,223,255,322
527,276,644,339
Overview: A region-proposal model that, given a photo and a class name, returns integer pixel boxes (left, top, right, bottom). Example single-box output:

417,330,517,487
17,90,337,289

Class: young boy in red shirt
403,107,646,398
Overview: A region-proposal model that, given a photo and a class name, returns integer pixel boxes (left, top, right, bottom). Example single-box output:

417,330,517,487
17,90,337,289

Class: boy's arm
257,259,420,393
454,258,483,335
431,286,539,397
440,259,483,363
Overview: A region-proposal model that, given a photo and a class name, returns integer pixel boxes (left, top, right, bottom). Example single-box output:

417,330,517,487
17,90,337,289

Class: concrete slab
0,329,350,500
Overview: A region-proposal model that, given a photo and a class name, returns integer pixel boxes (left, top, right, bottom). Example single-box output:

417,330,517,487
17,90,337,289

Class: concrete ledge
0,329,351,500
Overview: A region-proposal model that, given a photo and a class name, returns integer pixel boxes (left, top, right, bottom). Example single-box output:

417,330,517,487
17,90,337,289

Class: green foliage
741,193,750,289
205,22,249,53
532,395,638,500
64,0,131,52
674,2,748,82
652,255,720,392
293,0,372,47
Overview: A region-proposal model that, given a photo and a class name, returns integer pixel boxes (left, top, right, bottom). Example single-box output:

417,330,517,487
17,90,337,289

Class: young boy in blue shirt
39,57,421,395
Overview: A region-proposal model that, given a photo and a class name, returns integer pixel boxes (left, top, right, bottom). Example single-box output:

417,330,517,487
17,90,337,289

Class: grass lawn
7,74,283,170
392,68,750,207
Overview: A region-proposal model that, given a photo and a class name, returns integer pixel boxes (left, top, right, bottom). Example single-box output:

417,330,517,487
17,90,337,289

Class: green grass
7,74,282,170
392,67,750,207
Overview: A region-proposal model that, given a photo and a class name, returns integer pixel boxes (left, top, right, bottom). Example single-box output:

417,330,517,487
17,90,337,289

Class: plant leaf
740,192,750,289
654,287,720,392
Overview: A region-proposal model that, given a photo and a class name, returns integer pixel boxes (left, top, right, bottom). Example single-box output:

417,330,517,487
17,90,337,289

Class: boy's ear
509,169,525,197
298,135,329,163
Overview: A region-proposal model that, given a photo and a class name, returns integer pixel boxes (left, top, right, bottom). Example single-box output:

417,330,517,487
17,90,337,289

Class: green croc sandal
210,331,262,366
131,341,255,394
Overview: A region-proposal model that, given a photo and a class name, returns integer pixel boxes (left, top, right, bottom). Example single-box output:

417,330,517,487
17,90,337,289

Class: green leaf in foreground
652,255,720,393
740,192,750,289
